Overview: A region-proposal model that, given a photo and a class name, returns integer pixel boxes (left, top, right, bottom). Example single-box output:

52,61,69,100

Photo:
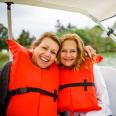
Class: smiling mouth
40,57,49,62
64,59,73,62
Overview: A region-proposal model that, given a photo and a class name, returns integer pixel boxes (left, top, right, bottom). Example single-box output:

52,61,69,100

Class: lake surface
97,52,116,69
0,52,116,69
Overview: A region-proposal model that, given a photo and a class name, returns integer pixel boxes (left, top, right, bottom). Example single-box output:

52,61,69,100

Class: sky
0,2,116,39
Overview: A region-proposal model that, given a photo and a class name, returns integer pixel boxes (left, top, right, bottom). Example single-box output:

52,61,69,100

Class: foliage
71,29,91,45
0,52,9,60
87,26,104,53
0,21,116,53
16,30,36,48
56,29,91,45
0,52,9,68
55,20,76,33
0,24,36,50
0,24,8,51
55,20,116,53
87,26,116,53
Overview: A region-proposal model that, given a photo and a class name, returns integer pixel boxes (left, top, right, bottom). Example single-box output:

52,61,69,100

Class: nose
66,51,71,57
45,50,51,57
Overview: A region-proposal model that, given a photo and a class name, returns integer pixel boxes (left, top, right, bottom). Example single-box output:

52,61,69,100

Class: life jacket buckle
19,87,28,94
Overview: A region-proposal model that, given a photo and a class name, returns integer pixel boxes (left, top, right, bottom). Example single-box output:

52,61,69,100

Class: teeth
40,57,48,62
65,59,72,61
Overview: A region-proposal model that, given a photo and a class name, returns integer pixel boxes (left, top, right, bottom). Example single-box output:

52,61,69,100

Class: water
97,52,116,69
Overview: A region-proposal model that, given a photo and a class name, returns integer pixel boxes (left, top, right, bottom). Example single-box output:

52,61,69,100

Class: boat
0,0,116,115
99,66,116,115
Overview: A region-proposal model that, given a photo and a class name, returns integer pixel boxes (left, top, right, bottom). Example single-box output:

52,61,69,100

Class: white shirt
83,65,112,116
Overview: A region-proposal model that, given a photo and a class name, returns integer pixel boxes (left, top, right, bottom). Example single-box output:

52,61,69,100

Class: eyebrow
45,45,57,52
52,49,57,52
71,49,76,50
61,48,76,50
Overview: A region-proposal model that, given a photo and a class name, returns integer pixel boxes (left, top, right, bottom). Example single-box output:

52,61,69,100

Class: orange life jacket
6,40,59,116
58,56,102,115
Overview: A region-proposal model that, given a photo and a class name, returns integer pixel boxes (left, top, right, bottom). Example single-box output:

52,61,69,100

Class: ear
32,46,37,55
32,45,36,50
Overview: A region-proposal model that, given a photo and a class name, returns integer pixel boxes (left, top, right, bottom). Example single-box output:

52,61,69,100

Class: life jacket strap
59,79,95,91
8,87,57,102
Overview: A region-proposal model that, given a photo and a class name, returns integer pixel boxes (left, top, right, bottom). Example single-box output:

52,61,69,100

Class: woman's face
31,37,59,68
60,40,78,68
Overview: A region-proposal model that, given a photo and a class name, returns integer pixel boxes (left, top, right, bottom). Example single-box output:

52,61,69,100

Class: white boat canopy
0,0,116,42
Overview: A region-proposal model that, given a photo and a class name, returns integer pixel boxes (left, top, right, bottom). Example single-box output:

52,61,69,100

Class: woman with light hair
57,34,112,116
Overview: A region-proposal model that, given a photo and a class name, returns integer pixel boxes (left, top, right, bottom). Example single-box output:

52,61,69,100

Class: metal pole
89,15,116,43
6,2,14,61
97,21,116,43
107,21,116,36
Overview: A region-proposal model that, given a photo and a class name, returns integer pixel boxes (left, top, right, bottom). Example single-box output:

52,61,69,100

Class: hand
84,46,94,58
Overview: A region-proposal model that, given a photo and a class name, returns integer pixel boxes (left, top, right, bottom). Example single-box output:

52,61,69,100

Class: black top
0,62,12,116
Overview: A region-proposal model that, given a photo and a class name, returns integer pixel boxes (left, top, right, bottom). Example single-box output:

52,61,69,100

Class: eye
71,50,76,52
61,49,66,52
51,51,56,55
42,47,47,50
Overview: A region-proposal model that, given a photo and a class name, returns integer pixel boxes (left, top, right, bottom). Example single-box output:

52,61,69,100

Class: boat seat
99,66,116,116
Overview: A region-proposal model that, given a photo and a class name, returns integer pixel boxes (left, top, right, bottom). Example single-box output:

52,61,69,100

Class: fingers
85,52,88,57
89,46,94,53
88,50,92,58
84,46,94,58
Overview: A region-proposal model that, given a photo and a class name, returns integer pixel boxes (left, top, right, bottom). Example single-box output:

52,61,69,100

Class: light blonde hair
32,32,61,56
57,34,95,70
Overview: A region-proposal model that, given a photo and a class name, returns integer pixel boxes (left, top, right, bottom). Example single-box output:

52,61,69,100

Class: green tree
56,29,91,46
66,23,76,32
55,20,66,33
54,21,116,53
17,30,36,48
71,29,91,45
55,20,91,45
87,26,104,53
55,20,76,33
104,35,116,52
0,24,8,51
